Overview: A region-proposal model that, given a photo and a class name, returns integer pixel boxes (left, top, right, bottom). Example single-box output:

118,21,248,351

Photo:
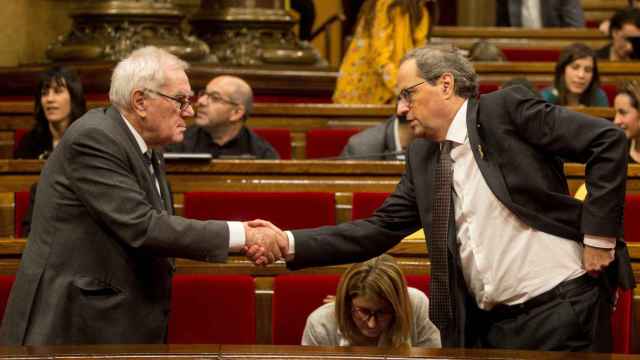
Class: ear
440,73,455,99
229,104,246,123
131,89,147,118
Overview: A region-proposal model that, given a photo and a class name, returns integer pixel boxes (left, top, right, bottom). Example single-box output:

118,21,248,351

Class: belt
487,274,596,319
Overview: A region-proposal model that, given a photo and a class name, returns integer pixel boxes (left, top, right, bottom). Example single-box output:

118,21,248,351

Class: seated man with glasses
301,254,441,348
165,75,279,159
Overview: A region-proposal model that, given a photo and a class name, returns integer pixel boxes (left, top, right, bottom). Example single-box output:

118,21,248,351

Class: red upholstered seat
351,192,390,220
14,191,30,238
271,273,430,345
168,274,256,344
501,48,561,62
624,194,640,242
305,128,361,159
611,288,633,353
0,275,15,323
184,191,335,229
479,83,500,95
252,128,292,159
13,128,28,155
601,83,618,106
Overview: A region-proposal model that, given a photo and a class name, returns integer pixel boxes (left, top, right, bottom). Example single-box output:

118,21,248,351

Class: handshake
242,219,290,266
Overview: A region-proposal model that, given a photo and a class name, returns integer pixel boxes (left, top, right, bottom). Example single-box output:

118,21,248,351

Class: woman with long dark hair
540,43,608,107
14,66,86,159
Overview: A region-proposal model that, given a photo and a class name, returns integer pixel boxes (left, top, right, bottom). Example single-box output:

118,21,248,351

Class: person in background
0,46,281,345
14,66,86,159
614,80,640,163
595,7,640,61
599,1,640,36
301,254,441,348
496,0,584,28
467,40,506,62
291,0,316,41
165,75,278,159
340,62,424,160
540,43,609,107
333,0,429,104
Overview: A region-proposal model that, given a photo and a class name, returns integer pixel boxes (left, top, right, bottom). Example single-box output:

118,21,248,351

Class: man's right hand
242,219,289,266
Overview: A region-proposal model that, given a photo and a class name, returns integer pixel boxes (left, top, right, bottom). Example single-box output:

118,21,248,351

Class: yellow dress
333,0,429,104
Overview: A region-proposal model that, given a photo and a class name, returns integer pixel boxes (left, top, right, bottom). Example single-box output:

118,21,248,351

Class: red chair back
501,48,561,62
624,194,640,242
14,191,30,238
611,288,633,353
351,192,390,220
168,274,256,344
184,191,336,229
305,128,361,159
271,273,430,345
0,275,15,323
601,83,617,107
13,128,29,155
252,128,292,159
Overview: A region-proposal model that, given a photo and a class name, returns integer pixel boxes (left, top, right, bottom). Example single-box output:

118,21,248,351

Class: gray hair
109,46,189,111
402,45,479,99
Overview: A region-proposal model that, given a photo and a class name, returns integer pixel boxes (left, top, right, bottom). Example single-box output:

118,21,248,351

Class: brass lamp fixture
190,0,326,66
47,0,209,61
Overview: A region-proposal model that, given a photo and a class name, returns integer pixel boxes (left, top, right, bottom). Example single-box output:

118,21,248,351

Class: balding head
211,75,253,120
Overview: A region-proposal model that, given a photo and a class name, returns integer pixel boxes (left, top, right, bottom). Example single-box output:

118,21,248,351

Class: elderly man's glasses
351,305,393,322
197,90,238,106
145,89,193,112
399,81,426,104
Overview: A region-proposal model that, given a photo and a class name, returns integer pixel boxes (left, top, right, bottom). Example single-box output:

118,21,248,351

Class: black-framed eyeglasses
398,81,426,104
145,88,193,112
197,89,238,106
351,305,393,323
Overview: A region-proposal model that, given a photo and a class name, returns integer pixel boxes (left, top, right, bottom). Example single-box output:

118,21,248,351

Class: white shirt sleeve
227,221,246,251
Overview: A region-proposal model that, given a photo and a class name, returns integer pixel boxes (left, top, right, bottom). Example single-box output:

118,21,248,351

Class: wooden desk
0,343,633,359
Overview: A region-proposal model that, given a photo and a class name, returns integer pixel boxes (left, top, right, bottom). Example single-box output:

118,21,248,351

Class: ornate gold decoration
47,0,209,62
190,0,326,66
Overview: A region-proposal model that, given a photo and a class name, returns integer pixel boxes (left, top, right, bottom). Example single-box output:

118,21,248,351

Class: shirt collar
445,99,469,146
121,113,149,154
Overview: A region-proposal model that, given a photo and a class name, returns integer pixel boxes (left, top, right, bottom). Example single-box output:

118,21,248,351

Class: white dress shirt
521,0,542,28
121,114,245,250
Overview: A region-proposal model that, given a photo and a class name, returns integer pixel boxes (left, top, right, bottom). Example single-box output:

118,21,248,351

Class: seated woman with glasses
301,254,441,348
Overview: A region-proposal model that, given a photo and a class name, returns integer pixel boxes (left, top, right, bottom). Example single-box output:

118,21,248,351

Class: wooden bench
0,101,616,159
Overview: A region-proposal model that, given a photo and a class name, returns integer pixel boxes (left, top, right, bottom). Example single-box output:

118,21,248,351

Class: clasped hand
242,219,289,266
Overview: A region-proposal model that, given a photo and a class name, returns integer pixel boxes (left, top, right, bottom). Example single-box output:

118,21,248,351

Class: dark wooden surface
0,344,634,359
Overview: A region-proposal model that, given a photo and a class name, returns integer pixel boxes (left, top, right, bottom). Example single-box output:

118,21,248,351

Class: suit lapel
466,98,513,205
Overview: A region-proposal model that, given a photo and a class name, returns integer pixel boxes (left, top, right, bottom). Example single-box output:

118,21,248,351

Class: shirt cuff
583,234,615,249
285,230,296,257
227,221,246,251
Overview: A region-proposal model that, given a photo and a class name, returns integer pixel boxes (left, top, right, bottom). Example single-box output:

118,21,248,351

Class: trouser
469,274,612,352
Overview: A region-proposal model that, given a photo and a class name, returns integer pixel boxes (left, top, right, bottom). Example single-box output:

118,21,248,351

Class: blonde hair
335,254,412,347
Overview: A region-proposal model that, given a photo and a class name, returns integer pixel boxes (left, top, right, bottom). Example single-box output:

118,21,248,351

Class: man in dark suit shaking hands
0,46,282,345
249,45,634,352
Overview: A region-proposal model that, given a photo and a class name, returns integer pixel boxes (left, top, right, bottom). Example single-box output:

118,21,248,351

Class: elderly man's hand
583,245,614,275
242,220,289,266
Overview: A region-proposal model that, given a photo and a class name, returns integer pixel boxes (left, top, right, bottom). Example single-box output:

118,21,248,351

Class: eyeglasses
145,88,193,112
197,89,238,106
398,81,426,104
351,305,393,323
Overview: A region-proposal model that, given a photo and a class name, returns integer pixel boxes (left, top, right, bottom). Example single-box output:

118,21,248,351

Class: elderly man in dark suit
0,46,280,345
248,45,634,352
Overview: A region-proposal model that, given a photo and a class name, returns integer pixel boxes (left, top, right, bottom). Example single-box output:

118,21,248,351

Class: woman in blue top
540,43,609,107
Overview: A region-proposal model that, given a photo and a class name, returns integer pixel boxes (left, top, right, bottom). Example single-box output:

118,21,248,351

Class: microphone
314,150,406,161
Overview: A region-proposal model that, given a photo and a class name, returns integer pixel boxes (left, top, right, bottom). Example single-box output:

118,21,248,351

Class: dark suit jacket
288,86,633,346
339,116,400,160
0,107,230,345
496,0,585,27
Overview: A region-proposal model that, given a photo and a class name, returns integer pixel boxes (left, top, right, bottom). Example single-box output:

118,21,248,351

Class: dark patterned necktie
429,141,453,331
143,150,162,201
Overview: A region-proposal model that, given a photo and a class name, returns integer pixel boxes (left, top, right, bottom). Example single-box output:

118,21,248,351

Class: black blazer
289,86,633,345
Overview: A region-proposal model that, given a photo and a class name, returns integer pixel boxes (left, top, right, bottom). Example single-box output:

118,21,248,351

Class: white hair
109,46,189,111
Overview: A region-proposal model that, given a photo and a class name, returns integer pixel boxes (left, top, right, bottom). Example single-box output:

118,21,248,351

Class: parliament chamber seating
624,194,640,243
271,274,430,345
183,191,336,229
305,128,361,159
13,128,27,154
13,191,28,238
251,128,292,160
0,275,14,324
501,48,560,62
168,274,256,344
351,192,391,220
